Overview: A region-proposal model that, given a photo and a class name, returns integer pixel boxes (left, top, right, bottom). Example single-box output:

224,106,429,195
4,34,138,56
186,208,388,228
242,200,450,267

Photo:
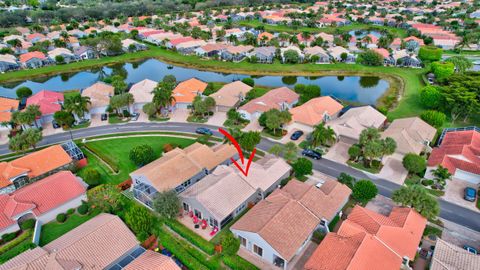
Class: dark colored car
101,113,108,121
131,113,140,121
302,149,322,160
290,130,304,141
195,127,213,136
52,120,60,129
464,187,477,202
463,245,478,255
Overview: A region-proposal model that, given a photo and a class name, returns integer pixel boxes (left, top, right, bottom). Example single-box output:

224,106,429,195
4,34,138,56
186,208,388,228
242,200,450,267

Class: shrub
56,213,67,223
352,180,378,204
19,219,35,231
77,204,89,215
221,233,240,256
402,153,427,175
223,255,260,270
241,77,255,87
418,46,443,62
338,173,355,189
311,230,326,244
124,204,154,239
163,143,177,153
431,61,455,81
129,144,156,166
164,219,215,255
422,179,434,186
292,158,313,178
82,167,101,186
1,232,17,243
421,110,446,128
0,241,36,264
66,208,75,215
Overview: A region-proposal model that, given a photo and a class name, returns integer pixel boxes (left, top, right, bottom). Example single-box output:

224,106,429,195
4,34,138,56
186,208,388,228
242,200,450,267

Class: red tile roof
427,130,480,175
0,171,86,230
305,205,426,270
26,90,64,115
239,87,299,115
19,51,46,63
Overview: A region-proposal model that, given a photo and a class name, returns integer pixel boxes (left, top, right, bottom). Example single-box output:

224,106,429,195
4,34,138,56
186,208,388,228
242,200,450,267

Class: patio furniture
194,224,200,229
201,219,207,229
193,216,199,224
210,226,218,236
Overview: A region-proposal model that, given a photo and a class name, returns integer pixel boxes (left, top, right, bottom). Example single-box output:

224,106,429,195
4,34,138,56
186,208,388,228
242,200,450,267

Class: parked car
52,120,60,129
464,187,477,202
463,245,478,255
131,113,140,121
101,113,108,121
290,130,304,140
195,127,213,135
302,149,322,160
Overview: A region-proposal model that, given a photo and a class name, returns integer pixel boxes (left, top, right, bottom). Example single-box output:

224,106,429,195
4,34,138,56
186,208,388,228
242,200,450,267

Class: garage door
339,135,357,145
454,169,480,185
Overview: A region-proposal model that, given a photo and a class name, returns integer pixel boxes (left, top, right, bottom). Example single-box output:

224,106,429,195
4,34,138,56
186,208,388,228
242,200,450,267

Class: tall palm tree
311,123,336,147
124,93,135,114
64,94,91,121
152,87,176,117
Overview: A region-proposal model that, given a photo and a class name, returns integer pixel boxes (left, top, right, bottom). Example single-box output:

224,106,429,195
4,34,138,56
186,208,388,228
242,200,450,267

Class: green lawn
39,211,100,246
82,136,195,184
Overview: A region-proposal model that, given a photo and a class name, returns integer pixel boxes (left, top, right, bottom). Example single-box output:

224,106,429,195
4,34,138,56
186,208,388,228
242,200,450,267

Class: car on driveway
131,113,140,121
464,187,477,202
290,130,304,141
463,245,478,254
52,120,60,129
195,127,213,136
302,149,322,160
101,114,108,121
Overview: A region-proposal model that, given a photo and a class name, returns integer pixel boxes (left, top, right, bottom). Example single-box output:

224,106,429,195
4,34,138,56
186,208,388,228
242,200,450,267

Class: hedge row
171,232,222,270
223,255,260,270
0,230,33,255
158,227,209,270
84,144,120,172
165,219,215,255
0,239,36,264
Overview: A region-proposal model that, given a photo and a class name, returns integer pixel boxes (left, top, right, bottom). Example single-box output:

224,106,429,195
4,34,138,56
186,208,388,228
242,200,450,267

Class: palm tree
25,105,41,128
124,93,135,114
64,94,91,121
152,87,176,117
311,123,336,147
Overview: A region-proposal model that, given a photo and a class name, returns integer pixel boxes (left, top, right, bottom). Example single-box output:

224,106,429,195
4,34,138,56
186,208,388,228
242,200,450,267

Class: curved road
1,122,479,232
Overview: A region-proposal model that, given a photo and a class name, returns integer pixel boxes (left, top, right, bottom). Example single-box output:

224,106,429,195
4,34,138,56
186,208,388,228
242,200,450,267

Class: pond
0,59,390,105
348,30,383,39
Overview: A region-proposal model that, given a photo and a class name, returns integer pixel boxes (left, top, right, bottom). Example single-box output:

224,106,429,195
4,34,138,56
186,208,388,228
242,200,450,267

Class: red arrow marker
218,128,256,176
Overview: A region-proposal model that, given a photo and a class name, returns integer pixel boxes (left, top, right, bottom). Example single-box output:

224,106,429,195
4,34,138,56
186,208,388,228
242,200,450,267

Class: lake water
0,59,389,105
348,30,383,39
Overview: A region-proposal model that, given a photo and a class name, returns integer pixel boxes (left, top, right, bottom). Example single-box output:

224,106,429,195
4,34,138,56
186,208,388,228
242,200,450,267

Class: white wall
0,223,20,237
454,169,480,184
36,194,86,223
90,106,108,115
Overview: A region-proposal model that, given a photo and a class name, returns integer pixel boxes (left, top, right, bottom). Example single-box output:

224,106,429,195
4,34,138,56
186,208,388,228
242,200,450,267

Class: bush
418,46,443,62
241,77,255,87
1,232,17,243
221,233,240,256
338,173,355,189
163,143,178,153
352,180,378,204
421,110,446,128
82,167,101,186
19,219,35,231
0,240,36,264
56,213,67,223
129,144,156,166
66,208,75,215
419,86,442,109
77,204,89,215
422,179,434,186
402,153,427,175
431,61,455,81
223,255,260,270
164,219,215,255
124,204,154,239
311,230,326,244
292,158,313,178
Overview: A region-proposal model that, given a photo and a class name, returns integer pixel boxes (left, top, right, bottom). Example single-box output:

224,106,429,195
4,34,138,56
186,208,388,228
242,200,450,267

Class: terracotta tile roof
382,117,436,155
0,145,72,188
239,87,299,115
81,82,114,108
305,205,426,270
26,90,64,115
290,96,343,126
225,45,254,54
0,97,19,123
169,37,195,46
124,250,181,270
430,238,480,270
327,106,386,141
19,51,46,63
0,171,86,231
209,81,252,108
0,214,139,270
172,78,208,104
130,143,236,192
129,79,157,104
181,156,291,221
372,48,390,58
257,32,274,41
428,130,480,175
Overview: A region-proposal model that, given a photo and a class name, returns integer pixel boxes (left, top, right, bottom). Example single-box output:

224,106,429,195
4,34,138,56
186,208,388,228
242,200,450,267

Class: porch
177,212,217,241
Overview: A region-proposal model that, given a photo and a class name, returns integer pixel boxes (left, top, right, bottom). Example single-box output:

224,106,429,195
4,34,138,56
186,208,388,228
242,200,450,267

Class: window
209,217,218,227
238,236,247,247
13,176,29,189
236,203,246,214
194,209,202,219
253,244,263,257
183,203,190,212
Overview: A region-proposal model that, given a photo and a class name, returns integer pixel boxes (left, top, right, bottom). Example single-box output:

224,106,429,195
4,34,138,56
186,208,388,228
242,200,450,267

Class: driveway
377,155,408,185
279,128,306,144
41,122,64,136
206,111,227,126
90,114,109,127
441,218,480,248
324,141,350,163
169,108,189,123
443,178,479,212
243,119,262,132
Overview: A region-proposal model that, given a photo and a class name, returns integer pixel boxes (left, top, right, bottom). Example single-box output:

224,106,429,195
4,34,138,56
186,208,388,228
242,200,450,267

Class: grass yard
347,160,382,174
39,211,100,246
82,136,195,184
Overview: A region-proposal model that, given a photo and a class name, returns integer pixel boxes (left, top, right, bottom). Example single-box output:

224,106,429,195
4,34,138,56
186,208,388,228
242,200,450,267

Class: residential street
1,121,479,232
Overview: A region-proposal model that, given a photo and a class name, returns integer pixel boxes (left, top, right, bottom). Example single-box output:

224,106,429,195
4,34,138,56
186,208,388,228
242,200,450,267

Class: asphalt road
1,122,479,232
